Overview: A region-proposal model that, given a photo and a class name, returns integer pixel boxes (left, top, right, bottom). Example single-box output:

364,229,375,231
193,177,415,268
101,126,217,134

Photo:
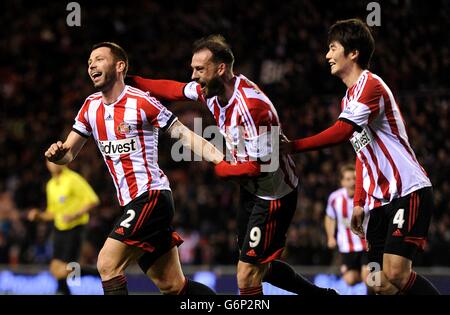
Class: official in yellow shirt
28,160,99,294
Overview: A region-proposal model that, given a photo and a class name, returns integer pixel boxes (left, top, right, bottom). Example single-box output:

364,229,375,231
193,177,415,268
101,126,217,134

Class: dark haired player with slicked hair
284,19,439,295
45,42,224,295
127,35,337,296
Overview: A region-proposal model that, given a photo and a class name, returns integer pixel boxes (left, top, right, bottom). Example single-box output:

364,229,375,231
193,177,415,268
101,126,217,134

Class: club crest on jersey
117,121,135,135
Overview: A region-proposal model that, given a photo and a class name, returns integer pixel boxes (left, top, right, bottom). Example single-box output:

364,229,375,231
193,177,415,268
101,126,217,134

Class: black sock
239,285,263,295
263,260,334,295
102,275,128,295
401,271,440,295
57,278,71,295
178,278,216,295
81,267,100,277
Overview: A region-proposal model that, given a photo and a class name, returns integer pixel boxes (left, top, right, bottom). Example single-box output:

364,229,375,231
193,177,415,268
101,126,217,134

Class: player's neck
102,80,126,105
51,170,63,178
341,66,364,89
218,74,236,106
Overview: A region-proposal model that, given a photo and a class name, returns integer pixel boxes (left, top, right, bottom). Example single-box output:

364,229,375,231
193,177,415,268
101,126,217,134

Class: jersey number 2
120,209,136,228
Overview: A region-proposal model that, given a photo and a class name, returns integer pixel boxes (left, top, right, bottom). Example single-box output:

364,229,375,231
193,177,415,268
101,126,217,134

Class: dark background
0,0,449,267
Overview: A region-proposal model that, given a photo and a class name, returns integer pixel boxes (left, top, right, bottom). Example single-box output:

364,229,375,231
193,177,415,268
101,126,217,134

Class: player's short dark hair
340,163,356,179
192,34,235,68
328,18,375,69
92,42,129,76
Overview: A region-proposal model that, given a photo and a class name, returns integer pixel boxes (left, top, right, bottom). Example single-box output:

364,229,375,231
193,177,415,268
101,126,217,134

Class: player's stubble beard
204,76,225,99
93,64,117,93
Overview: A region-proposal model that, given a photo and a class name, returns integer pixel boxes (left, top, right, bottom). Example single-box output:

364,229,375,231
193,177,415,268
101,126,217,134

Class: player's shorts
53,224,84,262
238,187,298,265
109,190,183,269
366,187,434,265
341,251,369,272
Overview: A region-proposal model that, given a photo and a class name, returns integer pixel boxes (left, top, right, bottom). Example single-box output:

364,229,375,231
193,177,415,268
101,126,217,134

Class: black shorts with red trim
366,187,434,265
237,187,298,265
109,190,183,268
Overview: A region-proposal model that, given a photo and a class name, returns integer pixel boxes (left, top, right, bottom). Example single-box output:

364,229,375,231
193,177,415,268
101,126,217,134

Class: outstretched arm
44,131,87,164
127,75,187,101
285,120,355,153
168,120,224,164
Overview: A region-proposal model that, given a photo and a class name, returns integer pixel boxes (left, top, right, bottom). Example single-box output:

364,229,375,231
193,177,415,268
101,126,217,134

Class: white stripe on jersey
352,72,368,101
236,91,257,137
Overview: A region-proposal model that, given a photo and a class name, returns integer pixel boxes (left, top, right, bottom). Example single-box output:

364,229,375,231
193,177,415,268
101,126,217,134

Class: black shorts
366,187,434,265
238,187,298,264
53,225,84,262
109,190,183,267
341,251,369,272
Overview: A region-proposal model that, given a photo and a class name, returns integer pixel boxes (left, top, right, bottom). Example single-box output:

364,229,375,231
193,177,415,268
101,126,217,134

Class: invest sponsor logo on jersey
350,128,373,153
98,137,138,156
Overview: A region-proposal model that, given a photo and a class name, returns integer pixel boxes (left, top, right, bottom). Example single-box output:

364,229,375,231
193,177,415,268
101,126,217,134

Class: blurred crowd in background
1,0,449,268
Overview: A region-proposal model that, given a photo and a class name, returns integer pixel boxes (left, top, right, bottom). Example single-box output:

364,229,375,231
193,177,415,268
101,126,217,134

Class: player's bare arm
44,131,88,165
27,208,54,222
324,215,337,249
168,120,224,164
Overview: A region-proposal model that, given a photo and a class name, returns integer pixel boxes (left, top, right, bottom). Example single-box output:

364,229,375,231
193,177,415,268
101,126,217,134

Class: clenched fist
44,141,69,163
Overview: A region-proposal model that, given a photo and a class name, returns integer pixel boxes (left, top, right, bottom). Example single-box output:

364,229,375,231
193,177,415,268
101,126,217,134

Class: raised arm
44,131,87,165
167,120,224,164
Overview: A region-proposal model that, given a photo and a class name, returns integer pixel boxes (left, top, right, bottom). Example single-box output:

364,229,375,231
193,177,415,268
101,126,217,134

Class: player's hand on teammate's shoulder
44,141,68,163
351,206,365,239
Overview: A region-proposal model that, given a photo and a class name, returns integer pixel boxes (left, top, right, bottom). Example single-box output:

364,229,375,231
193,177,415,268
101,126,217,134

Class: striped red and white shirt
72,86,177,206
183,74,298,200
339,70,432,210
326,188,367,253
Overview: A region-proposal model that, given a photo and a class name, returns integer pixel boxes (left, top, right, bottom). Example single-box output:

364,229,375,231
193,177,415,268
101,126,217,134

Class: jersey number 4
393,209,405,229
